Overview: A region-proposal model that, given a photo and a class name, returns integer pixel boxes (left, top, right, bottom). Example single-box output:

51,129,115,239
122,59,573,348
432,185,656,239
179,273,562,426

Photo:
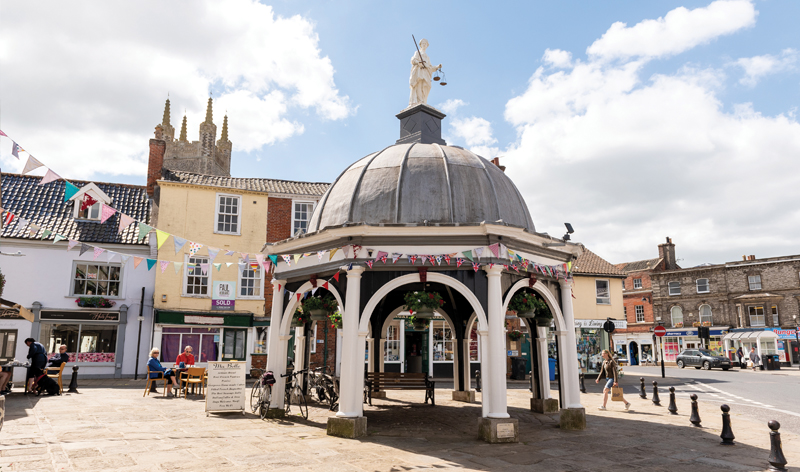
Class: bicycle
308,366,337,410
250,368,276,419
282,369,309,420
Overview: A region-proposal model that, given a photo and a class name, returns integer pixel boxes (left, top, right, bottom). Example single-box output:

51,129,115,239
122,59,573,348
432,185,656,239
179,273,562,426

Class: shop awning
722,330,779,341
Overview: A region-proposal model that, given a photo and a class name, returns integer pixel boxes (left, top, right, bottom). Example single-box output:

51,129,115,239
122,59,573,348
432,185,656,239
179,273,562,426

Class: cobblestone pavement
1,380,798,471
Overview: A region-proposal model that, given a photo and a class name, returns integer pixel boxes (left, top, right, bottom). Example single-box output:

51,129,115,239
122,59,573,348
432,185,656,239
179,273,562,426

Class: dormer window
69,183,113,222
77,202,101,220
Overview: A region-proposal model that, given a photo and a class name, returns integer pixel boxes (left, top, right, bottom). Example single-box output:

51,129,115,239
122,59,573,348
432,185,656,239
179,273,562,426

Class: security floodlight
564,223,574,234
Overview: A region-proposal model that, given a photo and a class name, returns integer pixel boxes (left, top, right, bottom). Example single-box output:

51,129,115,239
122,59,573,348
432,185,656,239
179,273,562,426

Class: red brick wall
147,139,166,197
308,320,337,373
263,197,293,314
621,271,655,333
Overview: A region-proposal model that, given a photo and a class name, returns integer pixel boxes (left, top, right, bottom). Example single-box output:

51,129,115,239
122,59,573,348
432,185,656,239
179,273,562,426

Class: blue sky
1,1,799,265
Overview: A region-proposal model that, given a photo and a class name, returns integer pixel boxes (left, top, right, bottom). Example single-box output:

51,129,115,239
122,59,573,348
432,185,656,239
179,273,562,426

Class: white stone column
536,326,551,400
295,332,306,381
484,265,509,419
266,279,288,408
479,329,490,417
337,266,365,418
559,279,583,409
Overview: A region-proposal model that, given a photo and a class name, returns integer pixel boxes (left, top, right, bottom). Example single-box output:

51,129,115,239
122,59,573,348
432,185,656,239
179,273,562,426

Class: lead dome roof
307,141,535,233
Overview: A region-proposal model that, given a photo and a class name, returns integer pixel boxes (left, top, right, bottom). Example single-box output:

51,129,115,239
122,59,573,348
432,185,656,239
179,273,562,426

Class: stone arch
359,272,488,333
280,281,345,336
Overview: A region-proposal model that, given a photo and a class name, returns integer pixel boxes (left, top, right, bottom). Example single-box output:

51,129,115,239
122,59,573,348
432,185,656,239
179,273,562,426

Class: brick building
649,242,800,367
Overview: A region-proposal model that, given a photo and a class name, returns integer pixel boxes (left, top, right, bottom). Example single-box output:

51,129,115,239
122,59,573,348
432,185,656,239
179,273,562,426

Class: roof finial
179,114,188,142
204,97,213,124
162,97,171,127
220,114,229,142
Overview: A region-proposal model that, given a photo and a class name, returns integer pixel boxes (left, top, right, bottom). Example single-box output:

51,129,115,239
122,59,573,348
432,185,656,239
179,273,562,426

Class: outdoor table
2,361,31,394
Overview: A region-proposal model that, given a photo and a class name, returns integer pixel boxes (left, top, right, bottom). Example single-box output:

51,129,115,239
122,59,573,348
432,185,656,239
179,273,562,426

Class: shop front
575,319,625,373
767,328,800,366
614,333,655,366
723,328,785,366
38,309,127,378
153,310,253,368
660,326,730,364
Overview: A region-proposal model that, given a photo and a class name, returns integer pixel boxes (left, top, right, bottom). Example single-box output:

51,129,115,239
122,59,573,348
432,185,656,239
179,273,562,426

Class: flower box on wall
692,322,702,327
674,322,684,328
701,321,712,327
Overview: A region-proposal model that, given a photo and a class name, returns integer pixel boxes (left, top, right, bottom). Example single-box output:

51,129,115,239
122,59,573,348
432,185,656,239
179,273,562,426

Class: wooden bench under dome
364,372,435,406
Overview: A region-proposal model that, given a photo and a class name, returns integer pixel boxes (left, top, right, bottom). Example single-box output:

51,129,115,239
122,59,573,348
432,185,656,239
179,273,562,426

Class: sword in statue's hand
412,34,433,69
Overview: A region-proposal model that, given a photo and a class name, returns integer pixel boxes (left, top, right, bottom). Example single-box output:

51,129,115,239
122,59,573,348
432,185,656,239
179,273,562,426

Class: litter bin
511,357,527,380
548,358,557,381
764,355,780,371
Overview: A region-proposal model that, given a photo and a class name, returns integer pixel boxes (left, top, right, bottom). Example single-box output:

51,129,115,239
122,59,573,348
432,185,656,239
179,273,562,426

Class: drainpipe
134,287,145,380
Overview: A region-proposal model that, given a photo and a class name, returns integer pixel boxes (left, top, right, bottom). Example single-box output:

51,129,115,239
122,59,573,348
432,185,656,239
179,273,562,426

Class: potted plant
328,310,342,330
508,292,537,318
302,295,338,321
403,291,444,319
406,315,429,331
692,321,701,327
532,298,553,327
508,330,523,341
701,321,712,327
75,297,116,308
674,322,684,328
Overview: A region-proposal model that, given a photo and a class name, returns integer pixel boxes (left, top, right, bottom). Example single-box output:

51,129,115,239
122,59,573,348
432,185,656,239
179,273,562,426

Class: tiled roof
161,170,329,196
573,248,625,277
615,258,662,273
1,173,150,245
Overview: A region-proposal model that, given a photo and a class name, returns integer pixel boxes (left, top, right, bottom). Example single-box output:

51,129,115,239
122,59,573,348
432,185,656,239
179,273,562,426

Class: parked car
676,349,731,370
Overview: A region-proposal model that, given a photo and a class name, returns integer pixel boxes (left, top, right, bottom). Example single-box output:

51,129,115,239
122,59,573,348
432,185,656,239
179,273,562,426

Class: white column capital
272,278,287,288
483,264,504,276
558,278,573,289
345,265,366,276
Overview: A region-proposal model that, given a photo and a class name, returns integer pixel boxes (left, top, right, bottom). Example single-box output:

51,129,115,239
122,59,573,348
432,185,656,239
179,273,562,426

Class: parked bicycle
282,369,309,420
250,368,277,420
308,366,338,410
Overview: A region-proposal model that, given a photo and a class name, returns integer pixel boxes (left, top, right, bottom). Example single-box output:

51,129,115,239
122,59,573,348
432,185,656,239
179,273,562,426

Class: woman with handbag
595,350,631,411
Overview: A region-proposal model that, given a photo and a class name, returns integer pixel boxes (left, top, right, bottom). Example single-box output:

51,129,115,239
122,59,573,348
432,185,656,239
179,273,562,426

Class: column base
530,398,559,414
477,417,519,443
559,407,586,430
452,390,475,403
262,408,285,419
327,416,367,438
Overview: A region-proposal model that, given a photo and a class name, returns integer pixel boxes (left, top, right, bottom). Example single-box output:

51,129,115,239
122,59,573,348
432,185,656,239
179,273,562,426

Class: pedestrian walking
736,347,744,369
748,349,761,372
595,350,630,411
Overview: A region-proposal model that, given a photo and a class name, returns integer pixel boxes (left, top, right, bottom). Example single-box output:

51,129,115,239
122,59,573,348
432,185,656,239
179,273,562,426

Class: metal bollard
720,404,735,445
639,377,647,399
652,381,661,406
667,386,678,415
475,370,481,393
767,421,788,471
67,366,79,394
579,372,586,393
690,394,701,427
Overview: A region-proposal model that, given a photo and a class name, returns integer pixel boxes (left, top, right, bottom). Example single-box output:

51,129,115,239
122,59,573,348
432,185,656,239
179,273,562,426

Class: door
629,342,639,366
222,328,247,361
0,330,17,364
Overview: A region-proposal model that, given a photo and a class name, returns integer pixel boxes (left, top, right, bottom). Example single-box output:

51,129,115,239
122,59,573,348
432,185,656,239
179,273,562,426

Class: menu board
205,361,246,415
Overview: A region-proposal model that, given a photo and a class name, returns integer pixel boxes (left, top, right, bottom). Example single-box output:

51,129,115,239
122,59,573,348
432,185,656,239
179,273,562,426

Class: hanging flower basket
406,316,429,331
328,311,342,330
508,330,523,341
302,295,338,321
508,292,537,318
404,291,444,320
532,298,554,327
291,310,307,327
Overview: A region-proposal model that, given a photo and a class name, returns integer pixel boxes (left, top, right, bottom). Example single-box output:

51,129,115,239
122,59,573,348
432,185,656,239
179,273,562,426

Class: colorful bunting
213,263,222,272
3,212,14,225
200,263,209,275
207,247,220,263
174,262,183,274
133,257,144,268
472,262,481,272
146,259,157,271
352,245,362,258
488,243,500,258
79,243,91,256
409,255,418,265
225,250,235,256
53,234,66,244
67,239,79,251
366,260,373,268
11,141,21,159
255,254,264,267
41,229,52,239
293,254,301,264
63,181,79,202
226,262,234,268
40,169,62,186
120,254,131,266
137,223,152,242
329,248,339,260
155,230,170,249
318,251,325,261
333,272,340,282
444,254,451,265
268,255,278,265
474,247,484,259
160,261,171,273
93,247,105,260
462,250,473,262
282,255,292,266
456,258,464,267
391,253,401,264
100,205,117,224
188,242,202,256
22,156,44,174
241,253,250,264
238,262,246,272
173,236,187,254
118,214,135,234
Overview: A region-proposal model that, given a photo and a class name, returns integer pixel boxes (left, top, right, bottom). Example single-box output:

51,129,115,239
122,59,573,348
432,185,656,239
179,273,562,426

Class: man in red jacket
175,346,195,366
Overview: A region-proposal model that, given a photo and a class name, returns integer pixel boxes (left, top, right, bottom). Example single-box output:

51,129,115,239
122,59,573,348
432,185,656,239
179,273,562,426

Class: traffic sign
654,326,667,337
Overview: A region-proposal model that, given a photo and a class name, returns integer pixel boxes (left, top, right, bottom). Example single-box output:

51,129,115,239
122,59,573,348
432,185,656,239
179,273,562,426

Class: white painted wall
0,239,156,380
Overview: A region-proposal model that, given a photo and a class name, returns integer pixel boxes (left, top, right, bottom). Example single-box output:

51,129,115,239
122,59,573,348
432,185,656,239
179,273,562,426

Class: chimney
491,157,506,172
749,255,756,261
658,236,677,270
147,132,166,198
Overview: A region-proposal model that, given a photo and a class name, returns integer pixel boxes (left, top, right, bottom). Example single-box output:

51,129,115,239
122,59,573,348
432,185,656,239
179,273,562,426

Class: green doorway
222,328,247,361
405,329,429,374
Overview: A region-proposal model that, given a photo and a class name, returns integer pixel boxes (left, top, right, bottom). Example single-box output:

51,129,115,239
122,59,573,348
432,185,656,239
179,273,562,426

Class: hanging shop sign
212,281,236,311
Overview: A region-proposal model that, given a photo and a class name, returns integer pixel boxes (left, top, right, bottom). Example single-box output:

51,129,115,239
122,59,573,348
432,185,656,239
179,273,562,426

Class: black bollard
579,372,586,393
690,394,702,427
475,370,481,393
767,420,788,471
639,377,647,399
720,404,735,445
668,386,678,415
652,381,661,406
67,366,79,394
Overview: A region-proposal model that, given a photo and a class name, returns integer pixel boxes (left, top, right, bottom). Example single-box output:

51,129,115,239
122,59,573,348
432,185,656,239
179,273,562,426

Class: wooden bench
364,372,435,406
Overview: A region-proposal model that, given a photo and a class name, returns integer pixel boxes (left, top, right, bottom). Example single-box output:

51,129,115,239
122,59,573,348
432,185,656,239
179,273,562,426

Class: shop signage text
41,311,119,321
665,328,728,336
185,315,225,325
767,328,800,340
574,319,627,329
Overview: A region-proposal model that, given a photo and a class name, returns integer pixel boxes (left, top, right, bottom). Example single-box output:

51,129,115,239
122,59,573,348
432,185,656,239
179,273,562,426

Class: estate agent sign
212,281,236,311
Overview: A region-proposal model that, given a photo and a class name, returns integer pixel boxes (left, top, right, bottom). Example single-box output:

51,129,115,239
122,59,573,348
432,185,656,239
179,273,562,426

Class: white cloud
542,49,573,69
587,0,756,61
504,1,800,265
449,116,500,158
0,0,351,178
437,99,468,115
733,49,798,86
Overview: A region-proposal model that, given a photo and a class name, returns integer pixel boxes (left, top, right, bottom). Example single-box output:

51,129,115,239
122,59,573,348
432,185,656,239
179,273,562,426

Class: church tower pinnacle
179,114,188,142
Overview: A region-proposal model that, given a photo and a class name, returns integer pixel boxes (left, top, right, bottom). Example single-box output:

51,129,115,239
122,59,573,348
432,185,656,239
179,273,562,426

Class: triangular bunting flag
472,262,481,272
318,251,325,261
173,236,187,254
367,249,374,258
224,250,235,256
241,253,250,264
255,254,264,267
133,256,144,268
238,262,246,272
67,239,79,250
63,181,79,201
155,230,170,249
80,243,91,256
410,255,418,265
352,245,362,259
137,222,152,242
28,224,40,236
213,263,222,272
188,242,202,256
53,234,66,244
434,255,443,266
474,247,484,260
2,211,14,226
463,250,473,262
456,258,464,267
93,247,105,260
100,204,117,224
41,229,52,239
268,255,278,265
174,262,183,274
380,255,388,264
420,255,429,265
282,255,292,266
146,259,157,271
333,272,340,282
322,281,329,290
117,213,135,234
488,243,500,258
200,263,209,275
503,264,509,271
293,254,301,264
38,169,61,186
444,254,451,265
11,141,21,159
206,247,219,263
296,293,302,302
160,260,170,273
23,155,44,174
391,253,401,264
329,248,339,260
366,260,373,268
120,254,131,266
226,262,234,268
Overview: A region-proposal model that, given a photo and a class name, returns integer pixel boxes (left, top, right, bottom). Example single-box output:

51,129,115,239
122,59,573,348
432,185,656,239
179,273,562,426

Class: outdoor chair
46,363,66,395
144,367,167,397
181,367,206,399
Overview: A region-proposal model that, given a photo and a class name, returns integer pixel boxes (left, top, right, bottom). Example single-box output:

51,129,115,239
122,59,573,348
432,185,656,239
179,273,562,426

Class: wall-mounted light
161,294,167,303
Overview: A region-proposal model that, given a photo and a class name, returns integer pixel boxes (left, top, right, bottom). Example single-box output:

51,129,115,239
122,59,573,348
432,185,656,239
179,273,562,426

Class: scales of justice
408,35,447,107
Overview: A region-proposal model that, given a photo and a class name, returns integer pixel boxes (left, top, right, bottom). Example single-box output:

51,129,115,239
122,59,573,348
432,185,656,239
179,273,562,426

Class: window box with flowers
701,321,712,327
674,322,684,328
302,295,338,321
692,321,702,327
403,291,445,319
75,297,116,308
